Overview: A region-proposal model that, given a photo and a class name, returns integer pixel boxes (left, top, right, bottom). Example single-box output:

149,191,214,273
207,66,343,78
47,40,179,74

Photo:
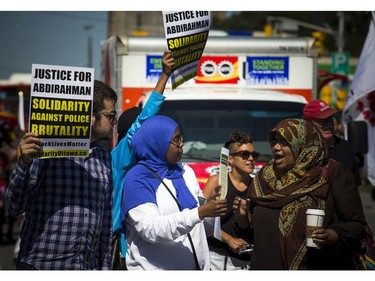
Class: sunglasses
269,137,289,148
312,118,331,126
312,118,333,131
230,150,260,161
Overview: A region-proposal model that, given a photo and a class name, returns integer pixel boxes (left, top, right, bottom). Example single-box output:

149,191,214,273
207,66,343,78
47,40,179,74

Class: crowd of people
0,50,371,270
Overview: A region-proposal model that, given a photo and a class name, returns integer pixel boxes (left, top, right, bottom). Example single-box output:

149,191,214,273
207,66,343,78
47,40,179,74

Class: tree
211,11,371,57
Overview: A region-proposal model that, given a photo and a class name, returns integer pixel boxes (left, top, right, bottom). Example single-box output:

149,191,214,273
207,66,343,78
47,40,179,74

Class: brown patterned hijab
250,118,331,269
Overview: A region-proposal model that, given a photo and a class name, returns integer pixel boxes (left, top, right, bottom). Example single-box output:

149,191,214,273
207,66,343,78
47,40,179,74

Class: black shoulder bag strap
140,163,201,270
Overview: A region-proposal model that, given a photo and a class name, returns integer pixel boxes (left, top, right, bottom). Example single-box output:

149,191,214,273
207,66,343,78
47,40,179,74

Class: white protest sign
29,64,94,158
162,11,211,89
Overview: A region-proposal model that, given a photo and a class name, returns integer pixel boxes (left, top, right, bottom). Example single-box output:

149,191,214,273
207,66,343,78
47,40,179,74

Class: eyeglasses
170,135,184,146
229,150,260,161
95,111,117,124
269,137,289,148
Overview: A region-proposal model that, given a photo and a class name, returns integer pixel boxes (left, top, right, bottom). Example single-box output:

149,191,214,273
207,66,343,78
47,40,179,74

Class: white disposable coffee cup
306,209,325,248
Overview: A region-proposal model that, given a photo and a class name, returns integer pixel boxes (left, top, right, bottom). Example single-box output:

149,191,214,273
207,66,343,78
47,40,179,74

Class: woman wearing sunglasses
203,130,258,270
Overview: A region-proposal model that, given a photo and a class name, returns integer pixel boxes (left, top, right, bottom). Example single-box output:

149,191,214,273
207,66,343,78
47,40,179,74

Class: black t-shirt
329,136,362,187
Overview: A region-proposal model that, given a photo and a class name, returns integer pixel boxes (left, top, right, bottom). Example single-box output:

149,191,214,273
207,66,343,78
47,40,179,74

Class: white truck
101,35,318,188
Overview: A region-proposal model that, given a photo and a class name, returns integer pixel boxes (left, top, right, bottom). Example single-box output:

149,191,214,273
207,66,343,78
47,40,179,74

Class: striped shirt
5,142,113,270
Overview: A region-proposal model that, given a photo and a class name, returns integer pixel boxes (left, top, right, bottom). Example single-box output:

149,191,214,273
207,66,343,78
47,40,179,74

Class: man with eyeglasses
6,80,117,270
203,130,257,270
303,99,362,187
111,50,175,269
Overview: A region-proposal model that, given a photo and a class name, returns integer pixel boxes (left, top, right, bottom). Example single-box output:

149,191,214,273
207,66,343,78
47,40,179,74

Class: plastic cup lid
306,209,325,216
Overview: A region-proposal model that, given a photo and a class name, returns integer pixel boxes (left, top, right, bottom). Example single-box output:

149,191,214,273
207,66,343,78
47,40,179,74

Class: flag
343,12,375,185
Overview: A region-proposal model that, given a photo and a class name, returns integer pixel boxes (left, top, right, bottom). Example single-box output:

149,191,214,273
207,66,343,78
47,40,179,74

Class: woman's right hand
19,132,41,165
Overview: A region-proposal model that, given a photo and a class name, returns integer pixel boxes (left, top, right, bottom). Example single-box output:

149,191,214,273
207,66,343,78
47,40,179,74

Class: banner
246,56,289,85
29,64,94,158
162,11,210,89
343,12,375,185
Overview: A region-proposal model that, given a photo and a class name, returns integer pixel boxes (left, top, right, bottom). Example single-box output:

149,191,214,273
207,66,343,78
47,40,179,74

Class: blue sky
0,1,370,82
0,11,107,80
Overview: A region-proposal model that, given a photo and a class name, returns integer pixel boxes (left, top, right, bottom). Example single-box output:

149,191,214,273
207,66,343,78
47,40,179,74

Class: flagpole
18,91,25,131
343,12,375,186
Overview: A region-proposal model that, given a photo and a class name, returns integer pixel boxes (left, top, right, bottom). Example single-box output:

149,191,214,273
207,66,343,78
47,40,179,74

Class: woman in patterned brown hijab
247,118,366,270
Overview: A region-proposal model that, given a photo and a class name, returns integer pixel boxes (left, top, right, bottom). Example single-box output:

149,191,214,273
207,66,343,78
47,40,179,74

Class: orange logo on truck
195,56,238,84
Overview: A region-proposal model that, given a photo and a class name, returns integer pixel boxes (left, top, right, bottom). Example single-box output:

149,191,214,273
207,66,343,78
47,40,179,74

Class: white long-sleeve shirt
125,164,214,270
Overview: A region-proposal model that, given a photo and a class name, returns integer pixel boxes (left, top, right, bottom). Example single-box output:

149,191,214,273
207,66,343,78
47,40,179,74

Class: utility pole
337,12,345,52
84,24,94,68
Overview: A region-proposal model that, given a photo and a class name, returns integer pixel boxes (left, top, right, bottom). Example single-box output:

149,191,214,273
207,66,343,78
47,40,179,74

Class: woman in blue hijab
121,115,227,270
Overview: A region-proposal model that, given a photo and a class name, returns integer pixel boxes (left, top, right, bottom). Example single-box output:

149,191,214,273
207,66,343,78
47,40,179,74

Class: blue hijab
121,115,198,221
